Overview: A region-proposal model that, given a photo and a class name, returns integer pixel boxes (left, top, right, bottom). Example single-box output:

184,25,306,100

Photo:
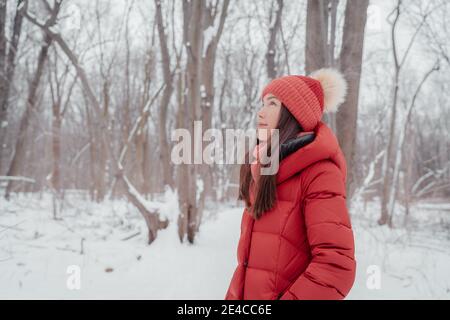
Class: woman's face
257,94,281,141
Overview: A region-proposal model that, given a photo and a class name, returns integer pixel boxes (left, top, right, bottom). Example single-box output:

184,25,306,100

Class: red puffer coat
225,121,356,300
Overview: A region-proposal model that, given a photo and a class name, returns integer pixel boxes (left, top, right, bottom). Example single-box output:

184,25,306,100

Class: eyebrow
262,96,277,102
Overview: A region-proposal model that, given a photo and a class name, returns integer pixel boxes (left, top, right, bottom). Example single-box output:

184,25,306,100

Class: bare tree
336,0,370,202
198,0,229,212
0,0,24,174
5,0,61,199
305,0,328,74
378,0,437,226
1,0,448,247
155,0,175,189
177,0,204,244
47,48,77,194
387,61,439,226
304,0,369,206
22,0,168,244
266,0,283,80
174,0,230,243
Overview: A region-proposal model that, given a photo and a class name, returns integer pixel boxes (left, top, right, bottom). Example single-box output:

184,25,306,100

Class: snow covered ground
0,192,449,299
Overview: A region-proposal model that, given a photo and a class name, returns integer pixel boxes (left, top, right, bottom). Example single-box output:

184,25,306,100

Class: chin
257,128,271,141
257,133,268,141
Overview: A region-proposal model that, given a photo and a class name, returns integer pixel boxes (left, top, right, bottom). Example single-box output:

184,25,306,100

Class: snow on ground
348,198,450,299
0,192,449,299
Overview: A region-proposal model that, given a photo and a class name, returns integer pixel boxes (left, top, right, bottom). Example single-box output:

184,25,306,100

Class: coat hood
275,121,347,185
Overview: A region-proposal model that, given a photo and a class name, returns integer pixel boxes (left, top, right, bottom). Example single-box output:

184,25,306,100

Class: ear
309,68,348,113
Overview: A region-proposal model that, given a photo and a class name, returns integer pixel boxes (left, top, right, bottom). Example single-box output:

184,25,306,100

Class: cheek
268,107,281,128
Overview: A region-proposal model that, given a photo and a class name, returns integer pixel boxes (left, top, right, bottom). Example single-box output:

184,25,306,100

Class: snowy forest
0,0,449,299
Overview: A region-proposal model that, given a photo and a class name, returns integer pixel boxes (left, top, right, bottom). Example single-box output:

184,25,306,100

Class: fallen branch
0,221,26,233
0,176,35,183
121,231,141,241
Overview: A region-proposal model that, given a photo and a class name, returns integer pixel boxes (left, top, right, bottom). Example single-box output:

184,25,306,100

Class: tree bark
155,0,175,189
305,0,328,74
266,0,283,80
0,0,24,175
177,0,204,244
198,0,229,210
336,0,369,203
5,32,53,199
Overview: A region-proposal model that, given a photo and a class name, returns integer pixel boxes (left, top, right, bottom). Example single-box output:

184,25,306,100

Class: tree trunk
198,0,230,209
177,0,204,244
379,1,402,226
5,33,53,199
305,0,328,74
266,0,283,80
336,0,369,203
0,0,24,175
305,0,369,207
51,103,61,193
155,0,175,189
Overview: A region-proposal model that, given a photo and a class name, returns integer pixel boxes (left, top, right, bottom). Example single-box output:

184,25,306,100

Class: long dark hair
238,104,302,219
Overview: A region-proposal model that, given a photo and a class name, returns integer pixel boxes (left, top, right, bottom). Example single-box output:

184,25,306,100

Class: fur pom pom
309,68,348,113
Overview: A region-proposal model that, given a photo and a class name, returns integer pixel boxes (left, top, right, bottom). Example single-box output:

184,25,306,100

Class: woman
225,68,356,300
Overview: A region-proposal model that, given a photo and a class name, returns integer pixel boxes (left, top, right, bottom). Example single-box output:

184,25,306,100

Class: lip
258,123,268,127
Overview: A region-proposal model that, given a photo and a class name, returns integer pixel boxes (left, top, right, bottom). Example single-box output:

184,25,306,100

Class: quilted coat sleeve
280,160,356,300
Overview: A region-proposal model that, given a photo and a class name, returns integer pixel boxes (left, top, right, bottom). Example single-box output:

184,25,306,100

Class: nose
258,108,264,119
